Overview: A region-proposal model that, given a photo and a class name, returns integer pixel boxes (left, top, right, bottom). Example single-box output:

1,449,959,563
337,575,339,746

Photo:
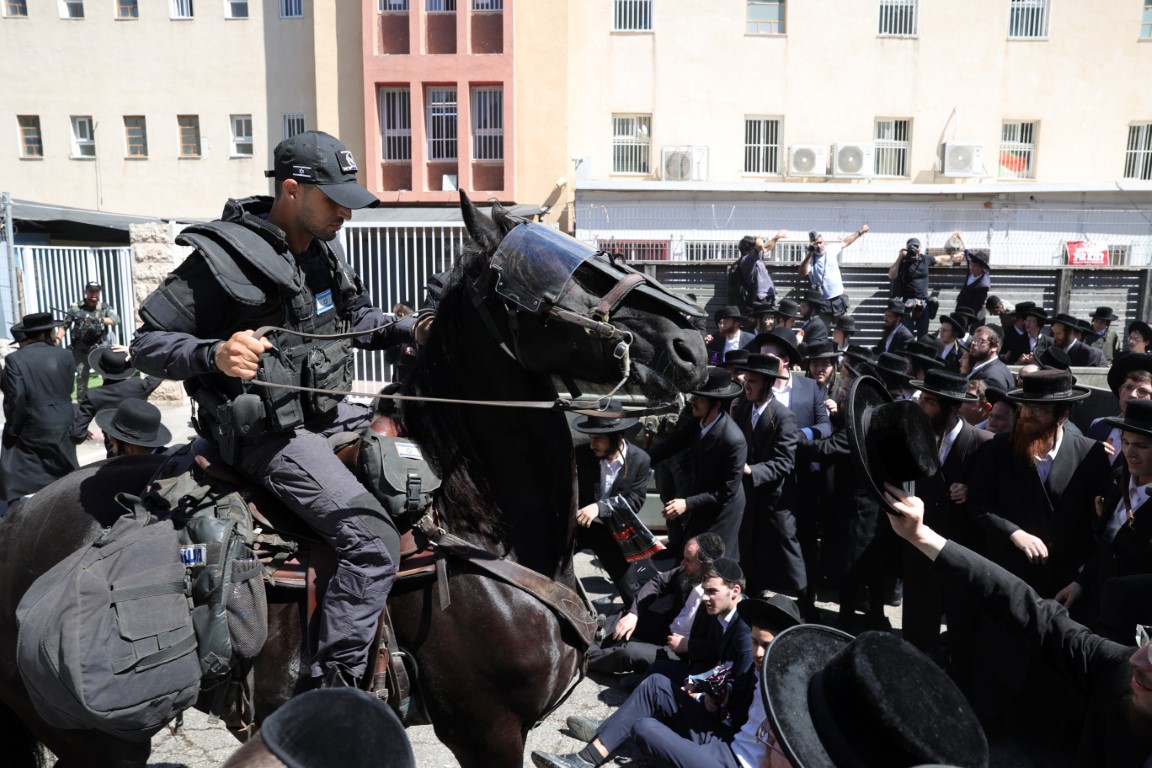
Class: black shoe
531,751,596,768
566,714,602,742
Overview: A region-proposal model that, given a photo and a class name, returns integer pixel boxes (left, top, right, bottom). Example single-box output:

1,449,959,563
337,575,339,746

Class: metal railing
16,245,134,347
613,0,651,31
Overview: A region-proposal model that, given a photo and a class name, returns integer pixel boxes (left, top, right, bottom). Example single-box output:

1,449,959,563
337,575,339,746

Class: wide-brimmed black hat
1020,305,1049,323
842,344,873,369
95,399,172,448
846,376,940,516
834,315,857,333
985,386,1011,407
1036,345,1071,371
748,327,801,366
863,353,911,390
800,289,826,309
883,299,907,316
748,301,776,317
1105,399,1152,439
735,353,787,380
804,341,839,362
1107,352,1152,397
721,349,750,368
762,626,988,768
952,305,978,325
572,398,638,434
1005,300,1037,318
774,298,803,320
737,595,802,635
1130,320,1152,344
910,369,977,403
1006,369,1091,403
715,305,744,322
11,311,66,335
902,339,945,372
1092,306,1118,322
690,367,744,401
88,347,137,380
1050,313,1080,332
938,314,966,336
966,248,991,270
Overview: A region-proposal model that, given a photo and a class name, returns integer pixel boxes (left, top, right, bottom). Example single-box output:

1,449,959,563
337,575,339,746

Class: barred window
124,116,148,158
878,0,916,36
1009,0,1048,38
230,114,253,157
283,113,305,139
683,241,740,262
170,0,193,19
226,1,248,18
472,87,503,162
18,116,43,158
999,121,1037,179
379,0,407,9
613,0,651,31
1110,245,1131,266
178,115,201,157
1124,124,1152,181
71,116,95,158
426,87,458,161
427,0,455,11
59,0,83,18
597,239,668,261
117,0,138,19
744,117,781,175
746,0,784,34
1142,1,1152,39
612,114,651,175
280,0,302,18
874,118,910,177
5,1,28,17
472,0,501,9
379,87,412,161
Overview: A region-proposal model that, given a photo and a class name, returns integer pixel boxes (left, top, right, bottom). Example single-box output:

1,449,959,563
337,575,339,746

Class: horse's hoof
565,714,601,743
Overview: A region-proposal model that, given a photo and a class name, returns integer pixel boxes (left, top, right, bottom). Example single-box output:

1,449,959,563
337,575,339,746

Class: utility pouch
302,338,354,420
256,349,305,432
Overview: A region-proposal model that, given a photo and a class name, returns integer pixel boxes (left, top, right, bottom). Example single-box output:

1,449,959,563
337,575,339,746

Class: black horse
0,194,707,768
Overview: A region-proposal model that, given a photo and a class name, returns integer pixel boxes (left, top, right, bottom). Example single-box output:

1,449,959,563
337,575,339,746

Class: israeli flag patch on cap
337,150,358,173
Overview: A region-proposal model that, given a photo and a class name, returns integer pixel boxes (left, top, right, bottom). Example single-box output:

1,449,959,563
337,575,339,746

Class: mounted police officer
66,280,120,399
130,131,430,689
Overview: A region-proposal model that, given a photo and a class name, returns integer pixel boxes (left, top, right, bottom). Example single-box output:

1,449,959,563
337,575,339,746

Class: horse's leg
0,699,46,768
251,594,309,723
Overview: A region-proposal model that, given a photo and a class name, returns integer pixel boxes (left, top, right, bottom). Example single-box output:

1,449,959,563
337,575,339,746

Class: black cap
266,131,380,209
85,280,102,292
711,557,744,584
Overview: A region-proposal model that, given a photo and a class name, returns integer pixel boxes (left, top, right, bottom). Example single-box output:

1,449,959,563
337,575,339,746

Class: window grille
1109,245,1131,266
612,114,651,175
280,0,302,17
999,121,1036,179
1124,124,1152,181
874,118,910,177
18,116,43,158
683,241,741,262
773,241,808,265
171,0,192,18
117,0,138,19
597,239,668,261
426,88,458,161
178,115,200,157
613,0,651,31
60,0,83,18
744,117,781,174
283,114,305,139
427,0,455,11
472,0,501,9
746,0,783,34
124,116,148,157
471,87,503,161
227,1,248,17
379,0,407,8
878,0,916,36
71,116,95,157
379,87,412,161
231,114,253,157
1008,0,1048,38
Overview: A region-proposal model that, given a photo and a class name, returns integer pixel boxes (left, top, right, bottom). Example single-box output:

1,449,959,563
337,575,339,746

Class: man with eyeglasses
886,482,1152,767
797,226,868,318
965,325,1016,393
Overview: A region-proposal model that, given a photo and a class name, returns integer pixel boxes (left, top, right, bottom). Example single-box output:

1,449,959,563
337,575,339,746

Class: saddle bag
16,497,202,740
358,433,442,526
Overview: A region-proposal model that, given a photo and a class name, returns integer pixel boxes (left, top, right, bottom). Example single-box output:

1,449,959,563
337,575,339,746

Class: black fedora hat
834,315,857,333
952,305,978,325
714,305,744,322
572,398,639,434
721,348,750,367
846,376,939,516
735,353,787,380
736,594,802,635
88,346,137,381
95,399,172,448
902,339,945,372
1004,300,1037,318
11,311,66,335
938,314,966,336
748,301,776,317
985,386,1011,407
883,299,907,316
1036,345,1071,371
1107,352,1152,397
1020,305,1049,323
1130,320,1152,343
803,341,840,362
1077,318,1100,340
910,369,977,403
1092,306,1118,322
1050,313,1080,331
966,248,991,270
762,626,988,768
690,367,744,401
774,298,803,320
748,327,801,367
800,289,826,309
1105,399,1152,439
842,344,873,368
863,352,911,390
1006,369,1091,403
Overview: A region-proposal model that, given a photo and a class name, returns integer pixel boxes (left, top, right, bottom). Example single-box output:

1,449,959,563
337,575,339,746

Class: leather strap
593,272,647,322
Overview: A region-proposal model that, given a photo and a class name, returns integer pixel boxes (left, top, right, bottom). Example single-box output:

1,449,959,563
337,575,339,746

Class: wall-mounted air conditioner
831,142,875,178
941,142,984,177
787,144,828,177
661,147,708,181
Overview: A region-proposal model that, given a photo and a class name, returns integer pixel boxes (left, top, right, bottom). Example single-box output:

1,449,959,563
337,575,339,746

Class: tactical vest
69,301,112,347
170,220,362,456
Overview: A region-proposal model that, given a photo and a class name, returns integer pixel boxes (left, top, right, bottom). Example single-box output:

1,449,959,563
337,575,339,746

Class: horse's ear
460,191,500,253
490,201,525,237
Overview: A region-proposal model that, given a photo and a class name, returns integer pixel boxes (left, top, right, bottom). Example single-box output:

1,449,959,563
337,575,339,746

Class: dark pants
597,675,740,768
238,402,400,679
71,344,93,399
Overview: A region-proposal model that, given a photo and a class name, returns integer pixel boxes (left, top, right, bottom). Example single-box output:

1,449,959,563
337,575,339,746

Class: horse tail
0,700,46,768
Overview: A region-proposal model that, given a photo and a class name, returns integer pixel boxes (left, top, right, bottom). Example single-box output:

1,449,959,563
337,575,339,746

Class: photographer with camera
888,237,953,339
798,225,868,318
65,280,120,399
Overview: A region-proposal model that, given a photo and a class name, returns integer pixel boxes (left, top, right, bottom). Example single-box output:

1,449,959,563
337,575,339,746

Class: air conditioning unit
661,147,708,181
941,141,984,177
787,144,828,177
831,142,875,178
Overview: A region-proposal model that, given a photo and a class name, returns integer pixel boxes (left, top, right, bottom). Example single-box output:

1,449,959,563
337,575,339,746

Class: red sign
1066,241,1109,266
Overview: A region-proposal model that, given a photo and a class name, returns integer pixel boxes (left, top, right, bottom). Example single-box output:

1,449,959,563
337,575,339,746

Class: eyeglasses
1137,625,1152,664
969,337,993,347
756,718,787,758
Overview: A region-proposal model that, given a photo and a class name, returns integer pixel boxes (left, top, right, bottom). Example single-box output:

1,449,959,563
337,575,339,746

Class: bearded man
965,325,1016,393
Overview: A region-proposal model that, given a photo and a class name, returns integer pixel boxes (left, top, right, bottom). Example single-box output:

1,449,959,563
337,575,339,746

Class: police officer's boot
319,663,358,689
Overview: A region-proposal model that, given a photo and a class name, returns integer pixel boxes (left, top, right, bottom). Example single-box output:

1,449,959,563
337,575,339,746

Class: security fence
15,245,134,347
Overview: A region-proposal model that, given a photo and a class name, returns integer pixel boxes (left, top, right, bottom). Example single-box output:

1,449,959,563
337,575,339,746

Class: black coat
649,411,747,560
70,375,164,442
968,430,1112,596
1077,472,1152,600
1066,340,1108,367
0,341,79,499
682,603,754,679
954,272,991,315
872,323,914,356
968,357,1016,394
707,330,754,365
1000,324,1032,364
799,315,828,347
574,439,651,519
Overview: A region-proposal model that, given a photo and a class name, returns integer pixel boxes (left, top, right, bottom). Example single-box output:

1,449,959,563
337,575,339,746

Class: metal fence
16,245,134,347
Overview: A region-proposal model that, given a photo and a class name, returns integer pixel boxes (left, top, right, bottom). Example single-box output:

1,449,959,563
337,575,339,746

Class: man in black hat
803,341,838,403
768,298,802,337
986,386,1017,435
831,315,855,354
901,338,945,387
1016,305,1052,365
1050,313,1107,367
747,301,775,334
65,279,120,399
130,130,427,689
1089,354,1152,468
732,232,787,315
999,300,1037,364
0,312,78,504
70,345,164,456
1089,306,1121,363
965,325,1016,393
955,249,992,318
532,589,802,768
707,306,753,366
936,313,966,371
872,299,913,356
796,290,829,347
731,354,800,596
648,368,747,559
573,400,654,603
95,399,173,457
